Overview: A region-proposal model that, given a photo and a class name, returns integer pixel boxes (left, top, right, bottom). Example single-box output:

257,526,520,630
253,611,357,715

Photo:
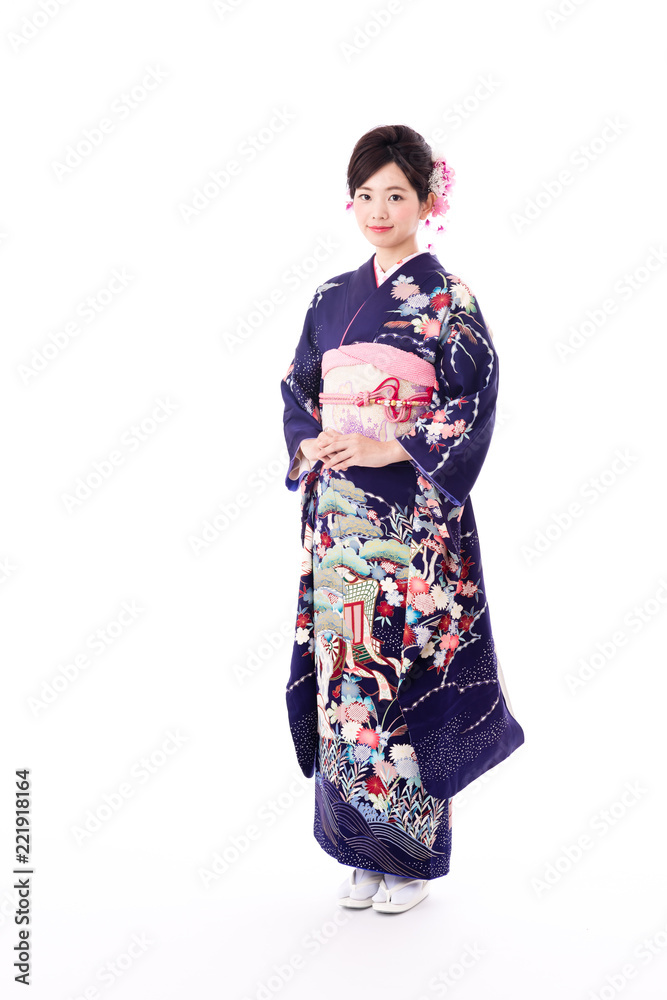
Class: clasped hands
300,428,410,472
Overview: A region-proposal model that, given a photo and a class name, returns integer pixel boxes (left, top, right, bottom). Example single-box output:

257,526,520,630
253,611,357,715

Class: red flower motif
296,612,311,628
365,775,387,796
439,633,460,652
408,576,429,595
320,531,333,549
357,728,381,748
377,600,394,617
460,556,475,581
396,579,408,595
403,623,416,646
422,318,441,340
459,613,475,631
431,291,452,311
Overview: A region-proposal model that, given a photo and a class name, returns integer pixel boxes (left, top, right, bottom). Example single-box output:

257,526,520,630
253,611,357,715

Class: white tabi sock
337,866,383,901
374,873,429,905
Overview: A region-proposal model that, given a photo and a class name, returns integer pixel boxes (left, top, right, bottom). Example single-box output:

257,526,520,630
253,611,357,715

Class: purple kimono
280,248,524,879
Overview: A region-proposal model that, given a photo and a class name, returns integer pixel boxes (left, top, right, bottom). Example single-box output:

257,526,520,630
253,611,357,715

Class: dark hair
347,124,433,205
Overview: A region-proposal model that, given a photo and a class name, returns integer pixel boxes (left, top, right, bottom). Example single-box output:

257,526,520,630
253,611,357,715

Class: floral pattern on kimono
281,250,524,876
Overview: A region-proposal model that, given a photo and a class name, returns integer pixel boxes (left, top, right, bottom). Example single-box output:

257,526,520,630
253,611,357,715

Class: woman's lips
369,226,392,231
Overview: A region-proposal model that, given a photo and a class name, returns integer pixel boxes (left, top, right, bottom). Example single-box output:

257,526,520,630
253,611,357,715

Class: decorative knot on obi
319,376,433,424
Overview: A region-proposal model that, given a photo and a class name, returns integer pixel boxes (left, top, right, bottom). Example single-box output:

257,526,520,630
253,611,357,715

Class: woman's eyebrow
357,185,409,191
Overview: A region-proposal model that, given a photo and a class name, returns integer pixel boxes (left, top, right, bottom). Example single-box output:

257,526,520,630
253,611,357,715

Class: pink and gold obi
319,342,436,443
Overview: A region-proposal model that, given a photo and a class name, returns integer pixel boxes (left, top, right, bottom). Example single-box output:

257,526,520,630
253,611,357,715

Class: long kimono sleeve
280,293,323,491
398,279,498,509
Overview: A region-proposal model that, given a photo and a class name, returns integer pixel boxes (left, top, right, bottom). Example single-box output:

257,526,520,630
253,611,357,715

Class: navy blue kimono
280,249,524,879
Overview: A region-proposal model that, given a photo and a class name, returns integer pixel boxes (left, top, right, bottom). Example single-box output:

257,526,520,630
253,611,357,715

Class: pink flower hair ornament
345,155,455,250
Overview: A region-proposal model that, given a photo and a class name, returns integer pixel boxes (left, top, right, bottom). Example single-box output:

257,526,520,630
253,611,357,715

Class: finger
330,448,353,469
320,441,343,459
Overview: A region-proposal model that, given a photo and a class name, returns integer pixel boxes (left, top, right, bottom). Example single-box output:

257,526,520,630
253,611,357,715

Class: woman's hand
300,429,410,471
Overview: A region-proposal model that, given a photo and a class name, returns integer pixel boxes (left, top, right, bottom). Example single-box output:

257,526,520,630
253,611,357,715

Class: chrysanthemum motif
373,759,398,783
341,720,362,743
414,624,433,647
408,576,429,596
430,290,452,312
356,728,381,748
345,701,370,724
431,584,451,610
365,775,388,797
413,592,436,616
390,275,420,300
341,678,361,699
405,293,430,311
389,744,420,779
421,317,442,340
450,280,474,312
353,744,372,763
331,703,348,724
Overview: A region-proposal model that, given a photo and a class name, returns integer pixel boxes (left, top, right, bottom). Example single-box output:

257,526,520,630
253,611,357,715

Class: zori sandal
371,876,430,913
336,867,384,908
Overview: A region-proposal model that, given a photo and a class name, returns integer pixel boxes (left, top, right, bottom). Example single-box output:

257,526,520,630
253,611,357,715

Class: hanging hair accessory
424,156,456,236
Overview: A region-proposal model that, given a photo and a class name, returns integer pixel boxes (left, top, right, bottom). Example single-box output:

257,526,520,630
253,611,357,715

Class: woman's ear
420,191,436,219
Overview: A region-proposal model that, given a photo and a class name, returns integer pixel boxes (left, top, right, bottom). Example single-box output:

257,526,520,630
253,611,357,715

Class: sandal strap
380,878,427,902
351,868,383,889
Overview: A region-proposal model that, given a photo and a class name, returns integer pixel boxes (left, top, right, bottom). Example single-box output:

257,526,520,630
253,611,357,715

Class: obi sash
319,342,436,441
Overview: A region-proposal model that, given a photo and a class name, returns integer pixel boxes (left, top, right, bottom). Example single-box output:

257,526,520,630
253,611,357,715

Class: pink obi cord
319,375,432,423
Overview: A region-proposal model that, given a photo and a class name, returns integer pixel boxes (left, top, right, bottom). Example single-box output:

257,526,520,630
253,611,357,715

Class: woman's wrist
384,438,410,464
299,437,319,462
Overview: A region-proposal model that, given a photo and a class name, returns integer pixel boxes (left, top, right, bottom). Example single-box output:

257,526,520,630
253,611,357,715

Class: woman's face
352,160,434,251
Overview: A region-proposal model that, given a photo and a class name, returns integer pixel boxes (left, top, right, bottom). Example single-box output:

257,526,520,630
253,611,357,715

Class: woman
280,124,524,914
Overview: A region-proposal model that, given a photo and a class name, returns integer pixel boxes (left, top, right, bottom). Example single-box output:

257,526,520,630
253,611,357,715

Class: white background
1,0,666,997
